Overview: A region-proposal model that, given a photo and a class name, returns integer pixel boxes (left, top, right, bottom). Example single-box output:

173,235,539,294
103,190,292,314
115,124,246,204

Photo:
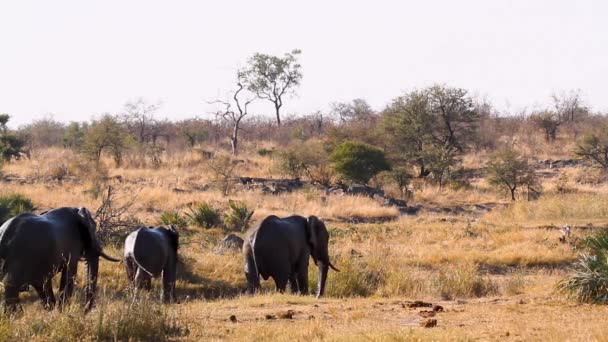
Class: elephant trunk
316,264,329,298
84,257,99,313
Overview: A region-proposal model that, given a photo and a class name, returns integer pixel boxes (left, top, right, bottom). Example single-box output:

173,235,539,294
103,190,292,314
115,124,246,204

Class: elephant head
307,216,339,298
76,207,120,311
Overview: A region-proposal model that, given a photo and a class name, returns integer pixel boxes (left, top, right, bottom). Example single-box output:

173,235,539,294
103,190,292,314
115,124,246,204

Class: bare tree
209,83,255,155
123,98,160,144
552,90,588,123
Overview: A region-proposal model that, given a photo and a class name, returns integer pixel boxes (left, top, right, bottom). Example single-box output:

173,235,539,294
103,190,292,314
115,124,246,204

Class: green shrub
185,202,220,229
329,141,390,184
223,200,254,232
0,193,35,225
159,210,188,228
257,147,275,157
558,229,608,303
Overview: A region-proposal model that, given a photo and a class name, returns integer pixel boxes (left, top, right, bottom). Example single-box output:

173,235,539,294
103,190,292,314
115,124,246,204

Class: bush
223,200,254,232
486,148,540,200
558,229,608,303
329,141,390,184
207,154,238,195
0,193,35,225
159,210,188,228
275,140,334,185
186,202,220,229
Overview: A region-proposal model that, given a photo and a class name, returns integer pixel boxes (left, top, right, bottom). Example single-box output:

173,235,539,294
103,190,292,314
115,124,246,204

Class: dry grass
1,147,608,340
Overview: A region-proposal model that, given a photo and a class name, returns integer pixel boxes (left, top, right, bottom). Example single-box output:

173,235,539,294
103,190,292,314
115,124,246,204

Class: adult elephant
123,225,179,303
243,215,339,298
0,207,120,312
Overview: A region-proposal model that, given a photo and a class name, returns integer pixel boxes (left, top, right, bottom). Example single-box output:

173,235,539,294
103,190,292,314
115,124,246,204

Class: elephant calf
243,215,339,298
124,225,179,303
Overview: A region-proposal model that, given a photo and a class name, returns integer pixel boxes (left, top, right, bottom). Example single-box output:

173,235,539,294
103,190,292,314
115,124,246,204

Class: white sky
1,0,607,127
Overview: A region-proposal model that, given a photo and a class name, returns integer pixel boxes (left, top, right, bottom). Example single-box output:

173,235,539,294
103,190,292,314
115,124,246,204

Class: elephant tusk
329,261,340,272
100,251,121,262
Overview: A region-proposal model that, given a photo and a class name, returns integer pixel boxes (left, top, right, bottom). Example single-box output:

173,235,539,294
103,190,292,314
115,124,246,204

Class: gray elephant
123,225,179,303
243,215,339,298
0,207,120,312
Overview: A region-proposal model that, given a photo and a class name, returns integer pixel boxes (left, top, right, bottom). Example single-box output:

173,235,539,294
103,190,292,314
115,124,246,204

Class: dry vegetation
0,142,606,341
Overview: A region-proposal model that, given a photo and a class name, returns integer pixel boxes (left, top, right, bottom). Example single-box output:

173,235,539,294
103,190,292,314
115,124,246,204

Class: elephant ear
166,224,179,252
307,216,320,264
77,207,101,255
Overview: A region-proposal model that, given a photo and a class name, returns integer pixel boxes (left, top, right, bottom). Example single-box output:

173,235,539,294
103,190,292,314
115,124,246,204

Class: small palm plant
0,193,35,225
185,202,221,229
223,200,254,232
558,230,608,303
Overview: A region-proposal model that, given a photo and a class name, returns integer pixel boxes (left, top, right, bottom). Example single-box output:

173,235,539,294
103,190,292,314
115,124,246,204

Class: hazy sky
1,0,606,127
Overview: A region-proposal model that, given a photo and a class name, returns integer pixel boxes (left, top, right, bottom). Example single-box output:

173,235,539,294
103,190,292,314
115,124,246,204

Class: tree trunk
274,102,282,127
231,122,239,155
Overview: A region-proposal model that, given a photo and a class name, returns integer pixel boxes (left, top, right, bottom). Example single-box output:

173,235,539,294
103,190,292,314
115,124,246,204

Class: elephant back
128,227,169,277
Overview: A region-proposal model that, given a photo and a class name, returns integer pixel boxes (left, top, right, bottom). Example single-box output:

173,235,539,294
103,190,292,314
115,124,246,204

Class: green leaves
558,230,608,303
329,141,390,184
486,148,539,200
0,193,35,226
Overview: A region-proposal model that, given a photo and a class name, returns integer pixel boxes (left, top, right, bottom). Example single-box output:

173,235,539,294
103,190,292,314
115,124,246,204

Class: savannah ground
0,146,606,341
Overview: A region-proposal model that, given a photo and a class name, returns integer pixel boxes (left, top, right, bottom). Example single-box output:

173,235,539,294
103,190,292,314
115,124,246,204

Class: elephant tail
132,258,154,277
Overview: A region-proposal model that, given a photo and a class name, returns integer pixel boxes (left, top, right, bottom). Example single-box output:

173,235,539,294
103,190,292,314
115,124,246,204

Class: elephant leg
273,275,289,293
125,257,137,284
3,285,20,314
42,277,56,310
134,268,152,291
296,259,310,295
288,274,299,294
58,264,76,308
32,283,51,311
161,264,177,304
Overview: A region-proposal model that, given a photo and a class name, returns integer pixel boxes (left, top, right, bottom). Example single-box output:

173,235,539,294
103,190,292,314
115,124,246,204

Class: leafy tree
178,118,209,148
530,111,561,142
63,121,88,148
0,114,26,162
239,49,302,127
83,115,132,166
574,131,608,169
329,141,390,184
424,146,457,189
382,85,479,177
486,149,539,200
